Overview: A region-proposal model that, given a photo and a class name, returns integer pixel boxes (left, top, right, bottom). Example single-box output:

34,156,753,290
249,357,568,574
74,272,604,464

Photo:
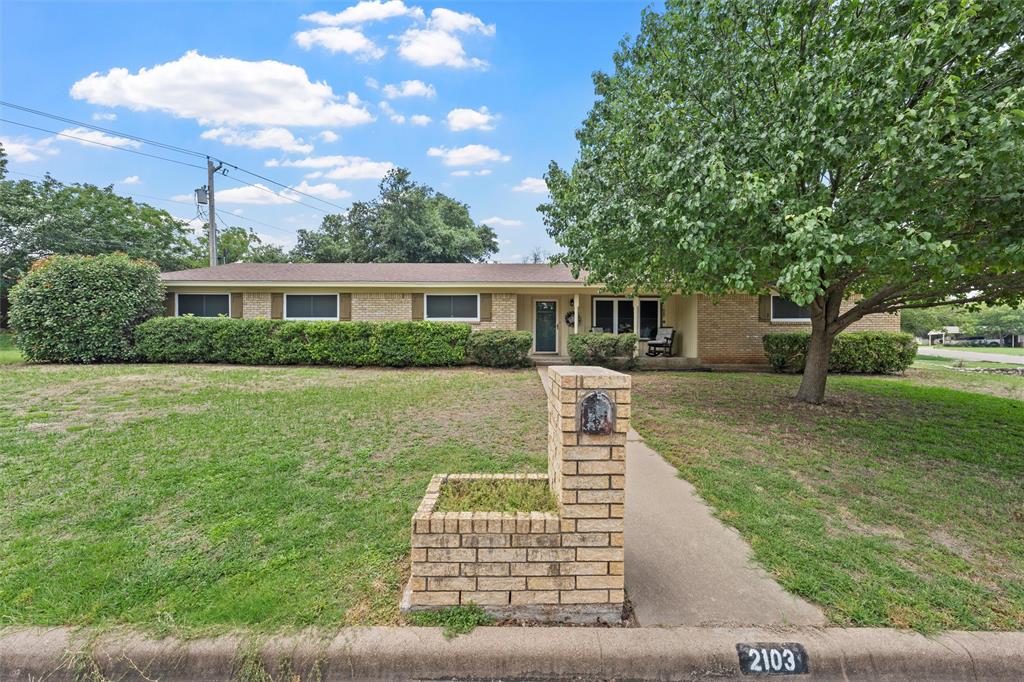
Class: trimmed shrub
134,317,471,367
567,332,639,369
9,254,163,363
763,331,917,374
467,330,533,368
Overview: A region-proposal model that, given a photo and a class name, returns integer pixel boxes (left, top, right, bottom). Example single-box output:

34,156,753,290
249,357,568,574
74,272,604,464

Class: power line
0,101,207,159
6,169,300,237
1,101,351,213
219,161,351,212
0,118,207,170
216,171,337,215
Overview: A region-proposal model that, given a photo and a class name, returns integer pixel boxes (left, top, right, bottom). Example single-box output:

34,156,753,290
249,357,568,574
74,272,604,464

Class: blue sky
1,0,653,262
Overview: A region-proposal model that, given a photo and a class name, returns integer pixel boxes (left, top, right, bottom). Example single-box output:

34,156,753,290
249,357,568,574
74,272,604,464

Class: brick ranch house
159,262,900,365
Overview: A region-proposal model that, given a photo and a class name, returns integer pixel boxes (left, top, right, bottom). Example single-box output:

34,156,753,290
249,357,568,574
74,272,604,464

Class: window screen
594,299,614,332
616,300,634,334
177,294,229,317
286,294,338,319
426,295,478,319
772,296,811,320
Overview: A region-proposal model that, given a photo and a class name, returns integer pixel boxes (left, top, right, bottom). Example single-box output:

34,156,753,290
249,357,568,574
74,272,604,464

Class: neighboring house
159,263,900,365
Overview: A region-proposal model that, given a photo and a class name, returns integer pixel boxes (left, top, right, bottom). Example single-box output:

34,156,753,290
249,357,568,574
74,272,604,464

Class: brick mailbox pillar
402,365,629,623
546,366,628,615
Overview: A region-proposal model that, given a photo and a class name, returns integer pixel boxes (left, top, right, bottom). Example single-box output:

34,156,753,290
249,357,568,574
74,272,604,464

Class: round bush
762,331,917,374
467,330,533,368
9,254,163,363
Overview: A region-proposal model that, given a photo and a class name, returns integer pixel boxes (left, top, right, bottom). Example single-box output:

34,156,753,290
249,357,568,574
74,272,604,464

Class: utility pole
206,157,223,267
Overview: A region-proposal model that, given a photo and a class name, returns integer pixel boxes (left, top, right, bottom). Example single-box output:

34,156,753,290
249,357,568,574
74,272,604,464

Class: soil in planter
435,478,558,513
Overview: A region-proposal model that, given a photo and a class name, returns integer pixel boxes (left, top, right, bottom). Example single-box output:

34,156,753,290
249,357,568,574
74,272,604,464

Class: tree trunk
795,328,834,403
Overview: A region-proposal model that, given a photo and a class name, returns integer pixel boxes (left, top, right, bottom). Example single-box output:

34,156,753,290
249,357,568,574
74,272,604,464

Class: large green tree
294,168,498,263
0,146,197,325
543,0,1024,402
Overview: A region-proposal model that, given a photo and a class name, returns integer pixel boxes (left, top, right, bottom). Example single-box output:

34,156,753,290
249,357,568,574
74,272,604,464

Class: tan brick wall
352,292,413,321
696,294,901,364
405,366,628,620
477,293,518,331
241,292,272,319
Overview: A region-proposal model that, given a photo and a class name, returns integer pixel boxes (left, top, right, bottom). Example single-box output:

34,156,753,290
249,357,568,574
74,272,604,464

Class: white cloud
480,216,522,228
451,168,491,177
118,175,141,185
409,114,431,126
319,130,339,143
477,168,492,176
427,144,509,167
446,106,495,131
294,27,385,60
513,176,549,194
91,112,117,121
428,8,495,36
201,127,314,153
267,154,395,180
304,171,324,179
365,77,380,89
70,51,374,128
215,184,296,205
382,79,436,99
378,101,405,124
301,0,423,26
0,135,58,162
291,180,352,201
58,127,141,149
396,9,494,69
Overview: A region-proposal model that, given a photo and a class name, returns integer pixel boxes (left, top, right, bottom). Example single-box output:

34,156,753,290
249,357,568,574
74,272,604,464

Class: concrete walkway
625,429,825,627
536,367,824,627
917,346,1024,364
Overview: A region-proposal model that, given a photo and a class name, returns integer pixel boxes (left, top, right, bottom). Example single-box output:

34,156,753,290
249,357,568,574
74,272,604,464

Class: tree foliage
0,149,196,279
294,168,498,263
543,0,1024,402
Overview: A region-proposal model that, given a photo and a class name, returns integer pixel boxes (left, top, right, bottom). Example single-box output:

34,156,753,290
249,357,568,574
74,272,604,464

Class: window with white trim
592,298,661,340
285,294,338,320
425,294,479,321
177,293,229,317
771,296,811,322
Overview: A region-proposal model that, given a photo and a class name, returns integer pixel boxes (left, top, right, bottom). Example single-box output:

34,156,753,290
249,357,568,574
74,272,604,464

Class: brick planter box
401,366,629,624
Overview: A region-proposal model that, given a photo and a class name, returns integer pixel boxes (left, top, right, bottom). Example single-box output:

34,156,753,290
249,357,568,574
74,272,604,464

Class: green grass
0,364,546,635
0,331,22,364
407,604,494,638
632,371,1024,632
907,356,1024,401
435,478,557,513
934,346,1024,356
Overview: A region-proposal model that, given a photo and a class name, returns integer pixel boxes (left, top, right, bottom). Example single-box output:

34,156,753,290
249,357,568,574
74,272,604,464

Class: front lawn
909,356,1024,401
632,372,1024,632
0,331,21,364
0,364,545,634
939,346,1024,357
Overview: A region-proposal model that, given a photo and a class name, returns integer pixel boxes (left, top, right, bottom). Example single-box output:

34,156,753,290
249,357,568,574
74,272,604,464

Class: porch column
573,293,579,335
632,297,640,357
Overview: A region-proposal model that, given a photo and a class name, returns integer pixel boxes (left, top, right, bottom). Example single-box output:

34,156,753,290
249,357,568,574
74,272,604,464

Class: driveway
917,346,1024,365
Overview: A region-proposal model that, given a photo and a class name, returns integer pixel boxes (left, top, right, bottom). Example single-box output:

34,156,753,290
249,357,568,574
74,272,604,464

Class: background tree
960,305,1024,341
294,168,498,263
543,0,1024,403
522,247,549,264
0,146,196,326
900,305,965,339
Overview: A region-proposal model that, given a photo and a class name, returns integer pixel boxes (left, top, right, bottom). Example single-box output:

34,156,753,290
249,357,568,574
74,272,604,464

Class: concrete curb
2,625,1022,681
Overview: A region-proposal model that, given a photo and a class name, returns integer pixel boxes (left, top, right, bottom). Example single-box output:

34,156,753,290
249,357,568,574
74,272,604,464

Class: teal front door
535,300,557,353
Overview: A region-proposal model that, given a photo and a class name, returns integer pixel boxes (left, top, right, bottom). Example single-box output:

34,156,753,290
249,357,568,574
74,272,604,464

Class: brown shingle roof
160,262,585,284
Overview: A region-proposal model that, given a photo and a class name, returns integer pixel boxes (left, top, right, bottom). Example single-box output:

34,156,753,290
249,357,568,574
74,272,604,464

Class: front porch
517,292,700,363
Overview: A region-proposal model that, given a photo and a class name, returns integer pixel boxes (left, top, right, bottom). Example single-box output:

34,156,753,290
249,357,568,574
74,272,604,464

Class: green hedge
567,332,639,368
763,332,917,374
134,317,471,367
9,254,163,363
466,330,533,368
